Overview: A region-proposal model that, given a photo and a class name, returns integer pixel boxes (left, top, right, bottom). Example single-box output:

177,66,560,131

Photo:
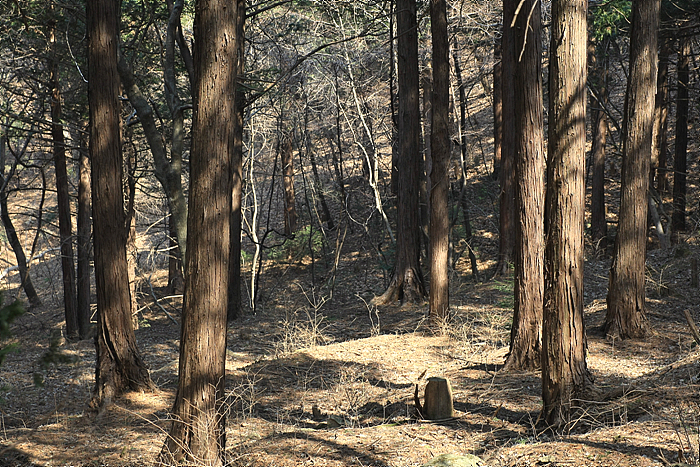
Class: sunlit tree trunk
88,0,153,409
282,130,297,236
589,38,609,250
76,130,91,338
492,35,502,179
606,0,659,339
504,0,545,371
652,37,670,192
160,0,236,462
542,0,592,429
428,0,449,321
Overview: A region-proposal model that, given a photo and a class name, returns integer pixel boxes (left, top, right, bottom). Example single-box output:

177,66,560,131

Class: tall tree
606,0,660,339
496,23,515,276
542,0,593,429
671,35,690,240
492,35,502,179
160,0,236,462
653,37,671,192
428,0,449,320
48,14,79,339
504,0,545,371
87,0,153,408
373,0,425,305
76,128,91,339
589,38,609,250
228,0,246,321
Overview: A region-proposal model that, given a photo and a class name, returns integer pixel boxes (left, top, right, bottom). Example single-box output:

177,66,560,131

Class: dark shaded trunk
492,35,502,179
589,39,609,250
76,130,91,339
504,0,545,372
373,0,425,305
160,0,236,461
606,0,659,339
542,0,593,430
49,19,78,337
87,0,153,409
428,0,449,321
496,21,515,276
672,36,689,240
228,0,245,321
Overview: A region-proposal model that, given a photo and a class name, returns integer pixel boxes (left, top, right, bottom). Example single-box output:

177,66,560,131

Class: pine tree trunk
504,0,545,371
492,36,502,180
496,21,515,276
87,0,153,409
373,0,425,305
672,36,689,240
160,0,236,462
76,132,91,339
589,39,609,250
606,0,659,339
428,0,450,321
282,131,297,236
542,0,592,430
49,19,78,338
653,38,670,192
228,0,245,321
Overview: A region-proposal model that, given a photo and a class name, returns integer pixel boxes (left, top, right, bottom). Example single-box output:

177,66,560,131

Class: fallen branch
0,247,60,281
147,275,179,325
682,309,700,347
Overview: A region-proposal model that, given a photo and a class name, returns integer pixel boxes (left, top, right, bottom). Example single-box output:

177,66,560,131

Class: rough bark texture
652,38,670,192
428,0,449,321
228,0,246,321
49,20,78,338
76,133,91,339
589,39,609,250
422,377,454,420
671,36,689,239
542,0,592,430
373,0,425,305
504,0,545,371
496,21,515,276
87,0,153,409
606,0,659,340
492,35,502,179
160,0,235,462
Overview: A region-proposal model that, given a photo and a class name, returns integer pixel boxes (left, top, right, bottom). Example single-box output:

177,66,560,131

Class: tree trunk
282,131,297,236
76,130,91,339
373,0,425,305
228,0,246,322
160,0,236,462
49,18,78,338
87,0,153,409
542,0,592,430
496,21,515,276
589,38,609,250
428,0,450,321
492,35,502,180
606,0,659,340
504,0,545,371
653,37,670,192
167,214,184,294
672,36,689,240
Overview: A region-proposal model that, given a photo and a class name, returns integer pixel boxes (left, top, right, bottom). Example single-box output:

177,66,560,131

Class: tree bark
606,0,659,339
373,0,425,305
160,0,236,462
49,17,78,338
672,35,689,240
653,37,670,192
504,0,545,371
492,35,502,179
589,38,609,250
76,130,91,339
496,21,515,276
542,0,592,430
87,0,153,409
228,0,246,321
428,0,450,321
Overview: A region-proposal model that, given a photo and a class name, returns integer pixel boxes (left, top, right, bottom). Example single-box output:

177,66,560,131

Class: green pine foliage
0,296,24,367
590,0,632,40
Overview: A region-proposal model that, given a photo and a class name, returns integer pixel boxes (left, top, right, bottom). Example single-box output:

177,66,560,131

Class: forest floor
1,213,700,467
